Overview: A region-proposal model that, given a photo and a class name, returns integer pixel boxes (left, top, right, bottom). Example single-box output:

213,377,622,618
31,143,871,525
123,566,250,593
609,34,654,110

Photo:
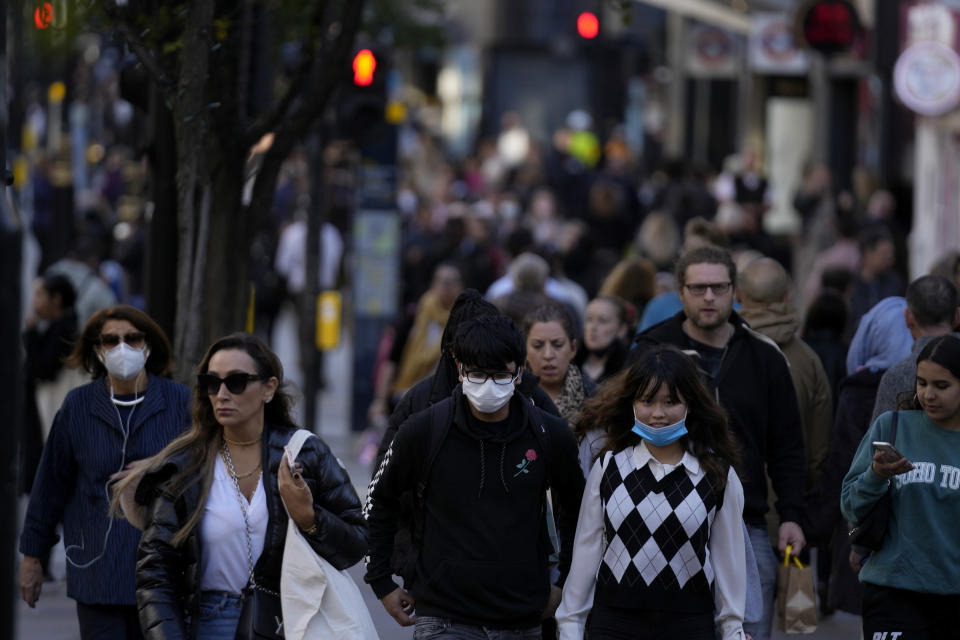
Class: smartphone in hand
872,441,908,464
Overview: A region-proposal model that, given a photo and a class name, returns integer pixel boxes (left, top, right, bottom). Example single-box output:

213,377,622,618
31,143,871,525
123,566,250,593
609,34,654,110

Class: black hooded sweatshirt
628,310,806,527
364,389,584,629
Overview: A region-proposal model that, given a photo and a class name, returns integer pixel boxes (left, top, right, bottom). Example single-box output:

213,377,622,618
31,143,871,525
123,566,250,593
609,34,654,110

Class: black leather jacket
134,424,367,640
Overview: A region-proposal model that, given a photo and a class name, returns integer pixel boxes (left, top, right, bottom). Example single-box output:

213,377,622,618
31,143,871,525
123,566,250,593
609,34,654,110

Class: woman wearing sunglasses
117,332,367,639
19,305,191,639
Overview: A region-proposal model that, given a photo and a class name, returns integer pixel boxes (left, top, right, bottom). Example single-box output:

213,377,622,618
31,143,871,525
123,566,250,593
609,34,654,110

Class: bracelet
300,522,318,536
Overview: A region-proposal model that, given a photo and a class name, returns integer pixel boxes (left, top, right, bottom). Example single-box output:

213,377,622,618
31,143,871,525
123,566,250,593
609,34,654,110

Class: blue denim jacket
20,375,191,605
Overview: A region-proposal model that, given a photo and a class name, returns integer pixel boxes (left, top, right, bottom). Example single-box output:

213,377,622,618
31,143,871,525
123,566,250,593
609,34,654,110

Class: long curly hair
579,344,741,491
111,333,297,546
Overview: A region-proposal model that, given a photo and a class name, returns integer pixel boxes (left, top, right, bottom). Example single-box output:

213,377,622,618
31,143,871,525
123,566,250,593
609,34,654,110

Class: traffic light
353,49,377,87
338,47,389,142
33,2,52,29
577,11,599,39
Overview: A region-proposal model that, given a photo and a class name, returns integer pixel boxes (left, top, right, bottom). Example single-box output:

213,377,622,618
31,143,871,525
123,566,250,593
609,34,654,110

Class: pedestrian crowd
16,102,960,640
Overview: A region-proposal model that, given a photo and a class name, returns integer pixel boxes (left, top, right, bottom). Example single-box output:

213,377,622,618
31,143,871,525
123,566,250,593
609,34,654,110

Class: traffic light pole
301,130,325,430
0,0,21,633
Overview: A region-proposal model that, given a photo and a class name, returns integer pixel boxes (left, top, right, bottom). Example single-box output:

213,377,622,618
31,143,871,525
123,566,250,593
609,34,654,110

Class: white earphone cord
64,370,143,569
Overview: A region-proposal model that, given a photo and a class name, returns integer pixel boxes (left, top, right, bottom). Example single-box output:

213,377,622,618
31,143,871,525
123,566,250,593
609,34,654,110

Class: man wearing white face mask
365,314,586,638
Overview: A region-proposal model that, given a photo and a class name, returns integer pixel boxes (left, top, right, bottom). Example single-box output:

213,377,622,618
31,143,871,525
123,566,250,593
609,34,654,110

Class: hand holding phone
872,441,907,464
871,441,915,478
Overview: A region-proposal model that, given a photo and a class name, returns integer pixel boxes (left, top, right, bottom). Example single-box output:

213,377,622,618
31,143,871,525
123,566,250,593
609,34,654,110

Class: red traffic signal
577,12,599,39
798,0,859,54
353,49,376,86
34,2,52,29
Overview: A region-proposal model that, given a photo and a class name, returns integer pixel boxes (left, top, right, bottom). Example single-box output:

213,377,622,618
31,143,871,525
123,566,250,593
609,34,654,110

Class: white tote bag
280,429,379,640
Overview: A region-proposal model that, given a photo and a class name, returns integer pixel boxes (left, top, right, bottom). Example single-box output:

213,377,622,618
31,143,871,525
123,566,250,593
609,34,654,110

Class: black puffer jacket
134,425,367,640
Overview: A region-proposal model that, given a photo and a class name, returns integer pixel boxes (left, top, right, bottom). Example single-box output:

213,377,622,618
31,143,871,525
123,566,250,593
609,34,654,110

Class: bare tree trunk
172,0,215,381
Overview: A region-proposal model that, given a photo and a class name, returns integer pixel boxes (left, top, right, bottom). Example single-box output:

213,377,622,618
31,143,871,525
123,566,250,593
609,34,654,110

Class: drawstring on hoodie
477,440,511,498
499,442,510,494
478,440,486,498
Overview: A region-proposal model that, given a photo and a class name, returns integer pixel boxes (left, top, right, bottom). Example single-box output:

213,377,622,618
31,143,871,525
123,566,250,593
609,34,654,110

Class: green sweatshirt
841,410,960,594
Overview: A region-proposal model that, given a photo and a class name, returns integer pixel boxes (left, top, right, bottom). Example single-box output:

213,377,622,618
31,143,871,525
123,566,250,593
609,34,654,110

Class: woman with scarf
523,301,599,475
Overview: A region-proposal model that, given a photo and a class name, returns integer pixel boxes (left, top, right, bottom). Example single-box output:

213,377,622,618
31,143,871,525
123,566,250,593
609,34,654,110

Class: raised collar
630,440,701,478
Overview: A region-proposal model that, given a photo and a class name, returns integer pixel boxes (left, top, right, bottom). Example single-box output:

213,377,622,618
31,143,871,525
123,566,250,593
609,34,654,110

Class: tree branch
244,0,330,147
236,0,254,126
105,6,176,106
245,5,360,226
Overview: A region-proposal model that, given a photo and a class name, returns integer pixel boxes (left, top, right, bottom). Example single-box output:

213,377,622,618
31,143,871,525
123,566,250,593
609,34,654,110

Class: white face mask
462,377,516,414
100,343,149,380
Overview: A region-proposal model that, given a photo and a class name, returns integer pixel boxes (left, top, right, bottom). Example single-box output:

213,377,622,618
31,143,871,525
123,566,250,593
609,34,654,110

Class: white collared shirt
556,442,747,640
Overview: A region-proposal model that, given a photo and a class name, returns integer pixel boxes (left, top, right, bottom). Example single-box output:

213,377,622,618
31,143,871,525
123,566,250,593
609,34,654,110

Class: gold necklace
223,434,261,446
220,450,262,480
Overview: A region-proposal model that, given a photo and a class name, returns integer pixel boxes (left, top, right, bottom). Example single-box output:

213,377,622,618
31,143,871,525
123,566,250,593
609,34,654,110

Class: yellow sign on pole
246,284,256,334
316,291,341,350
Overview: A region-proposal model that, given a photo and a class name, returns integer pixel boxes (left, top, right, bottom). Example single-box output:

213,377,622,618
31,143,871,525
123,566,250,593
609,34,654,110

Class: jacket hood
738,302,799,347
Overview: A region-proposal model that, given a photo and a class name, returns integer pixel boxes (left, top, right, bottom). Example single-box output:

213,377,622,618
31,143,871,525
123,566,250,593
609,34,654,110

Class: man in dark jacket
628,246,806,640
371,289,559,593
364,314,585,636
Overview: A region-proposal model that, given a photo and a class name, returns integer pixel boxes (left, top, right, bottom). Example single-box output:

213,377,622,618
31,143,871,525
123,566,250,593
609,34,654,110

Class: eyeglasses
461,368,519,385
99,331,146,348
684,282,732,296
197,372,264,395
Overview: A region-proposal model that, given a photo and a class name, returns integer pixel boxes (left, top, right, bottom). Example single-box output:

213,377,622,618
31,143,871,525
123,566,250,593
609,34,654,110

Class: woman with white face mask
19,305,191,639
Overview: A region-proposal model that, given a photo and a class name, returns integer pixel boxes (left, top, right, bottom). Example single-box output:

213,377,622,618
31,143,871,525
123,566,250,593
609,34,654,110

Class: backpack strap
416,397,454,504
526,403,554,488
890,410,899,444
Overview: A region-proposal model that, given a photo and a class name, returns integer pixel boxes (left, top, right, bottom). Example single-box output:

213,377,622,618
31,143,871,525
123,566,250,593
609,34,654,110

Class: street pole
0,0,21,633
301,131,324,429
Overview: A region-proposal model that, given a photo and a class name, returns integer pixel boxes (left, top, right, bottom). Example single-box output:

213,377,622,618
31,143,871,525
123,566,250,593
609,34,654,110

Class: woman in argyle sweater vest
556,345,748,639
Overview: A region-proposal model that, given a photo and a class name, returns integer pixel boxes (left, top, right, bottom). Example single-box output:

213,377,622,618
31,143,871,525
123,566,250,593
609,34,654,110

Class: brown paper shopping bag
775,545,817,634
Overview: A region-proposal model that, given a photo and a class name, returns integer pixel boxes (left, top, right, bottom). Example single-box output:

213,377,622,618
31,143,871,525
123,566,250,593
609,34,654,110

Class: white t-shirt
200,456,268,593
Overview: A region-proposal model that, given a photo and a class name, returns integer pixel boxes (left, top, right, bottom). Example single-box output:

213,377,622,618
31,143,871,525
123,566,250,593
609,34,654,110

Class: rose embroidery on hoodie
514,448,537,477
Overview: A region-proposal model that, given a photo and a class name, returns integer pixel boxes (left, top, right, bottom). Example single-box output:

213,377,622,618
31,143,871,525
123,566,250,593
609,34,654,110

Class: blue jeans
742,525,777,640
414,615,541,639
194,590,243,640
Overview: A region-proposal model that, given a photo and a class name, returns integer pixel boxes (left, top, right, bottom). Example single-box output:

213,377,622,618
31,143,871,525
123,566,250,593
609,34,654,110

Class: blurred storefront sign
685,23,738,77
750,13,809,74
903,2,960,279
894,41,960,117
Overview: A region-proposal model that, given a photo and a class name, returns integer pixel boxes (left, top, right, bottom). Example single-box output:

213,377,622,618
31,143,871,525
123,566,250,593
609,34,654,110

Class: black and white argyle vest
596,448,724,614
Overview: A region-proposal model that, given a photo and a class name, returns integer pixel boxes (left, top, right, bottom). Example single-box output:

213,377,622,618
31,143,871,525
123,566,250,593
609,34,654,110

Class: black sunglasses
197,372,264,395
99,331,146,349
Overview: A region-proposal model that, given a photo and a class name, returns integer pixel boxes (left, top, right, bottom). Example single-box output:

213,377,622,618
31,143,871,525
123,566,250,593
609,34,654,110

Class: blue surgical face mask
631,410,688,447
